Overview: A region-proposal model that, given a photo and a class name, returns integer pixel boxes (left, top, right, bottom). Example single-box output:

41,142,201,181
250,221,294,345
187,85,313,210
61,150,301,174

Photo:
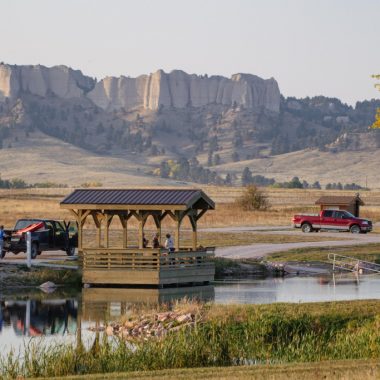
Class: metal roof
61,189,215,209
315,195,364,206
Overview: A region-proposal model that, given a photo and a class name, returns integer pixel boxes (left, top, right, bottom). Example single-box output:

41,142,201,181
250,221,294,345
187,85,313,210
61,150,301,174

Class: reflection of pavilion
60,189,215,287
0,299,77,336
80,286,215,321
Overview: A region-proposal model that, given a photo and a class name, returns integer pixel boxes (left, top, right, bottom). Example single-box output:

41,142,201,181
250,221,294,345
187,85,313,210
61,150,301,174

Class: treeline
155,158,229,185
0,176,68,189
241,168,366,190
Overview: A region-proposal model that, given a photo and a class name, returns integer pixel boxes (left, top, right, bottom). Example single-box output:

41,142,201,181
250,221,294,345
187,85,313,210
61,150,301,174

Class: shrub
236,185,269,211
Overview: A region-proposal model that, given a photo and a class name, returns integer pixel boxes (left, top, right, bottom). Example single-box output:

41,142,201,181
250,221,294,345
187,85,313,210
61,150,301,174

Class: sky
1,0,379,105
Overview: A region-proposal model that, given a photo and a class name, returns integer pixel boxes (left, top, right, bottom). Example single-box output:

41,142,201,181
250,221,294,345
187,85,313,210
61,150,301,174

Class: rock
105,326,114,336
124,320,134,329
39,281,57,293
88,70,280,113
176,313,193,323
0,64,95,102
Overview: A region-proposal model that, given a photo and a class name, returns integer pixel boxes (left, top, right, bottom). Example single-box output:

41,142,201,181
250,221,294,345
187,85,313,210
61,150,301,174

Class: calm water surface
1,274,380,355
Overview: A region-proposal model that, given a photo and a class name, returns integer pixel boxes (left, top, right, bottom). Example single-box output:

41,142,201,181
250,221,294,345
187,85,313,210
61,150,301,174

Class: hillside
0,63,379,187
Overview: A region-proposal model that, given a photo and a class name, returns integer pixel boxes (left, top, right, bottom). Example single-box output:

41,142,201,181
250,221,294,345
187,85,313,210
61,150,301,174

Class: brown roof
315,195,364,206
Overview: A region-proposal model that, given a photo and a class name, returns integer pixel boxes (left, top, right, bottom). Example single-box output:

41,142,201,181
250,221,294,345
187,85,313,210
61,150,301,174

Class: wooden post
118,214,128,249
92,213,102,248
175,211,182,251
188,214,197,251
138,219,144,249
78,210,83,253
104,214,113,248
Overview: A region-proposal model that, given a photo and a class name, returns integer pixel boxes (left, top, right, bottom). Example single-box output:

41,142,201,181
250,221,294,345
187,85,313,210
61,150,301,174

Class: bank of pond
1,275,380,378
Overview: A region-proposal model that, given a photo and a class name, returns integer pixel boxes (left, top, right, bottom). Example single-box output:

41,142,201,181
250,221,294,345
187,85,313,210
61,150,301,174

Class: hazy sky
1,0,379,105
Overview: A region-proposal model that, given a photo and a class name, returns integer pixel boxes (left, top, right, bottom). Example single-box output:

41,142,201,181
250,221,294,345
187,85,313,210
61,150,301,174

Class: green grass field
46,360,380,380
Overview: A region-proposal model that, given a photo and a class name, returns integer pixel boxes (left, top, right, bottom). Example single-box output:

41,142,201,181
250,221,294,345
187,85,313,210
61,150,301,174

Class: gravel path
215,231,380,260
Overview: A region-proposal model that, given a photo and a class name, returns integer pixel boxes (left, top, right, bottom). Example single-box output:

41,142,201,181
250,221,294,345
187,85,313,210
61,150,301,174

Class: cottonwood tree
372,75,380,128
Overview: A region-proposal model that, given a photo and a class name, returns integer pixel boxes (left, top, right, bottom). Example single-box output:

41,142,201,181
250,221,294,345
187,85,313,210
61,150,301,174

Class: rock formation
88,70,281,113
0,63,281,113
0,63,95,101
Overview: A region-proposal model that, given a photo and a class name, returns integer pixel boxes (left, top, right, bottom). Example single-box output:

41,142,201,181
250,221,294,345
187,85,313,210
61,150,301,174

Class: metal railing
328,253,380,274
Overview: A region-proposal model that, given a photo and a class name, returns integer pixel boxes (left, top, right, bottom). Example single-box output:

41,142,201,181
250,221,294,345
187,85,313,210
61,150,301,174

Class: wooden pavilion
60,189,215,287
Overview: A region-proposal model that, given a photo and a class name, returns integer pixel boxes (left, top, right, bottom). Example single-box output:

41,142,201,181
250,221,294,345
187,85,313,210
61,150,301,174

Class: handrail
82,247,215,271
328,253,380,274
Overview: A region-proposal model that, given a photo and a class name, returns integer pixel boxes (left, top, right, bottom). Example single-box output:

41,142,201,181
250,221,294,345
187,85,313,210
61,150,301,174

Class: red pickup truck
292,210,372,234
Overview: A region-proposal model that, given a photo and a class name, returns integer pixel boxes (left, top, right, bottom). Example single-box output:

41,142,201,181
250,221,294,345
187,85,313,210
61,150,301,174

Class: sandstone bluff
0,63,281,113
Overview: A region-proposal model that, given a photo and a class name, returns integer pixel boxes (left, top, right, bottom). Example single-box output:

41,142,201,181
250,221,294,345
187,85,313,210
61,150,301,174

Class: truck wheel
31,243,38,259
350,225,361,234
301,223,313,233
66,246,76,256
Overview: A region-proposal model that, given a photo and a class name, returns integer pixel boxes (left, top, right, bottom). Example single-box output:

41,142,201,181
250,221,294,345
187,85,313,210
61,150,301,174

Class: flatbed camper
60,188,215,287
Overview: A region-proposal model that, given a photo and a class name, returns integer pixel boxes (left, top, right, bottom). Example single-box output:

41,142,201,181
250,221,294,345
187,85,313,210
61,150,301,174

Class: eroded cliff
88,70,281,112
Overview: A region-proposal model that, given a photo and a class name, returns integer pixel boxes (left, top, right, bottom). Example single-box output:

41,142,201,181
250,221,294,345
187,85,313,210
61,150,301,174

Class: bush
236,185,269,211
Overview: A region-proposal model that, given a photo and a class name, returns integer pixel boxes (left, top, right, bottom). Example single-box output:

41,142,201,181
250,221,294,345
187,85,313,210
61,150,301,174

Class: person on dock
152,233,160,248
165,233,175,265
143,234,148,248
164,233,175,253
0,226,4,259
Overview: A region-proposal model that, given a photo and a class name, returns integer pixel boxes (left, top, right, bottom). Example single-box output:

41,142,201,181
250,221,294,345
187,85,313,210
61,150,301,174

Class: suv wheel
0,249,6,259
31,243,38,259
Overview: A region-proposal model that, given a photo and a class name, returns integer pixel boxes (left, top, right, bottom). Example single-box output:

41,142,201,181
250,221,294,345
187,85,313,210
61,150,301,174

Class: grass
1,300,380,378
265,243,380,263
1,188,380,229
43,360,380,380
0,264,82,288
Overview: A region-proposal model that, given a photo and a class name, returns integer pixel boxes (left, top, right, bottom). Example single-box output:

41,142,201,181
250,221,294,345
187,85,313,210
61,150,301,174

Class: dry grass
48,360,380,380
0,188,380,229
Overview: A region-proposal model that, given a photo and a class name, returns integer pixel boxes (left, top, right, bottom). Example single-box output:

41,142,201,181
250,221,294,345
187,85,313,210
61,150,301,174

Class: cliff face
87,70,281,113
0,63,95,101
0,64,281,113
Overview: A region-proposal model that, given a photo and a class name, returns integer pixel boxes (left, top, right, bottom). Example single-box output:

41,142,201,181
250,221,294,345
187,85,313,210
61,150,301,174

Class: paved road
1,250,73,265
215,230,380,260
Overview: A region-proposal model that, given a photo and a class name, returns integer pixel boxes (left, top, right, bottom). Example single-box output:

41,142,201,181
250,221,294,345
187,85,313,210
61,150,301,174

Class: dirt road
215,230,380,260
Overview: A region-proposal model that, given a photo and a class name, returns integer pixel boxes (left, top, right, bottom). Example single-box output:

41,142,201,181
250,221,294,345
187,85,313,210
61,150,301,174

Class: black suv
1,219,78,259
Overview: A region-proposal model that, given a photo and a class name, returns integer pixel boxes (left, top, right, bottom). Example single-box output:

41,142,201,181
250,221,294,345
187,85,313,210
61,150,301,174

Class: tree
241,167,253,186
159,161,170,178
371,75,380,128
236,185,269,211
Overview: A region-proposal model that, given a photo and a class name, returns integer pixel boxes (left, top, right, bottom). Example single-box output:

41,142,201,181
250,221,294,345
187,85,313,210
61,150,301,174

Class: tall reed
1,301,379,378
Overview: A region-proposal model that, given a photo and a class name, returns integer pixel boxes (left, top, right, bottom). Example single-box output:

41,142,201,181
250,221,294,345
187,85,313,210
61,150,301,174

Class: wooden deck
82,247,215,286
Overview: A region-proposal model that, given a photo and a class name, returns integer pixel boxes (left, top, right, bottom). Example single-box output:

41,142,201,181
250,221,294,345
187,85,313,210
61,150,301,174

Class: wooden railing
82,247,215,271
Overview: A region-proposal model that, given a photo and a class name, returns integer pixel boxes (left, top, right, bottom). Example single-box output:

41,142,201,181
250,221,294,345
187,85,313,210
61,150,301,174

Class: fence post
26,231,32,268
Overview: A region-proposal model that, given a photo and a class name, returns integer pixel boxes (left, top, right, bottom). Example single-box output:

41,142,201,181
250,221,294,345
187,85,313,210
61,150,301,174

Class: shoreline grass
42,359,380,380
1,300,379,378
265,243,380,263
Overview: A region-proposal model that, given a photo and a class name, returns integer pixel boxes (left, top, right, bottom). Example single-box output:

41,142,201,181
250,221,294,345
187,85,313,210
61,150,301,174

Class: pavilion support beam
135,211,149,249
91,212,102,248
174,211,185,251
118,213,130,249
153,214,161,245
104,214,114,249
188,215,197,251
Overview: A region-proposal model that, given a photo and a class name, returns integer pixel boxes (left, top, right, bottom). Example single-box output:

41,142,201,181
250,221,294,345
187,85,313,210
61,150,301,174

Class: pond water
1,274,380,356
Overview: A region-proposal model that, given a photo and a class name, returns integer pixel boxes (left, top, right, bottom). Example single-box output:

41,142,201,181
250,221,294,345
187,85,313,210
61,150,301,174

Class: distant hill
0,63,379,187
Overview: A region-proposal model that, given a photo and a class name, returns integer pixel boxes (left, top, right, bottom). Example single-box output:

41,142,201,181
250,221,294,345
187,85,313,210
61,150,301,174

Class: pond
1,274,380,356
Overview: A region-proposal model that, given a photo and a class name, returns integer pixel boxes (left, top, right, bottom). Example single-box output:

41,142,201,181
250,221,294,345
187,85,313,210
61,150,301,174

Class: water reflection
0,299,77,336
1,274,380,355
214,274,380,304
